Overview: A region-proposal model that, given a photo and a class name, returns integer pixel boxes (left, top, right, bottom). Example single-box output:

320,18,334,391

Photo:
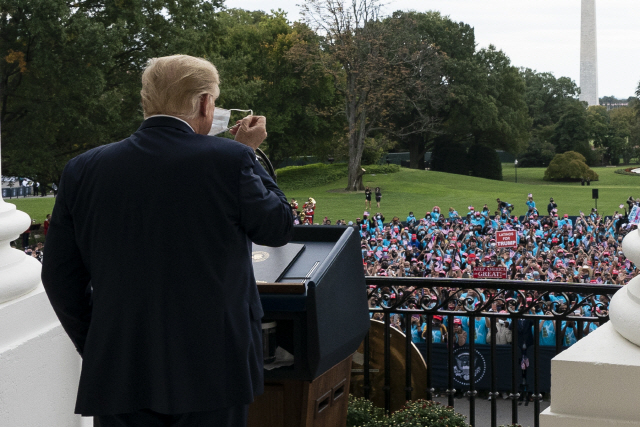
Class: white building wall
0,285,91,427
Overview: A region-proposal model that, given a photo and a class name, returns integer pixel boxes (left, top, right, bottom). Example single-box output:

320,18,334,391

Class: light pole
514,159,518,183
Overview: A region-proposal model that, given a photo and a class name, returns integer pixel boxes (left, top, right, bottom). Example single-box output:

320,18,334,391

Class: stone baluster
0,123,42,304
609,227,640,345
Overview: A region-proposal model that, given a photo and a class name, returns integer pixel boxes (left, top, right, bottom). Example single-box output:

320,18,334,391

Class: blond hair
140,55,220,120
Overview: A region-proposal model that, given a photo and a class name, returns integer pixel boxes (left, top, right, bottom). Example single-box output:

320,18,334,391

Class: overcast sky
222,0,640,99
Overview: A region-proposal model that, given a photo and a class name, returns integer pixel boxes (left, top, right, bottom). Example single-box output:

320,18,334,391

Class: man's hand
230,115,267,150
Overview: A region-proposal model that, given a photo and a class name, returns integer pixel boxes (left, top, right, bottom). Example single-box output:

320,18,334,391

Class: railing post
363,330,371,400
447,313,455,408
404,314,413,402
426,314,433,401
533,319,541,427
468,314,476,427
383,311,391,414
490,316,497,427
511,320,519,425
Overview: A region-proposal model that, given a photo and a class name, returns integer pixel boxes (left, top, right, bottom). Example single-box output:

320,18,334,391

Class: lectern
248,225,369,427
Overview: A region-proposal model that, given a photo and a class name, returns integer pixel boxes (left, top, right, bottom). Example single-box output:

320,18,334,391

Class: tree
549,100,593,163
544,151,598,181
586,106,613,165
521,69,580,132
467,143,502,180
444,46,531,154
210,9,341,167
1,0,220,185
388,10,474,169
518,137,556,167
430,136,468,175
300,0,446,191
610,106,640,164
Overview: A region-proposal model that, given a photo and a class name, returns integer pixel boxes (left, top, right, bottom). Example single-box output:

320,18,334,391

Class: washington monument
580,0,598,106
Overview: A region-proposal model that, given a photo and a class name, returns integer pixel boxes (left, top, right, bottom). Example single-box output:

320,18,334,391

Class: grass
281,163,640,223
4,163,639,226
2,197,55,225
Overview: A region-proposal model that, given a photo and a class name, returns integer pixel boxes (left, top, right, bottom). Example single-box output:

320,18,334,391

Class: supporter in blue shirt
406,212,417,226
526,194,536,213
561,320,578,347
472,317,488,345
411,315,423,343
539,318,556,346
431,206,441,222
424,315,447,344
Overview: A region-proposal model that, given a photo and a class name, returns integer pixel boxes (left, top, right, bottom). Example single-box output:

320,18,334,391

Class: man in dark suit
41,55,294,426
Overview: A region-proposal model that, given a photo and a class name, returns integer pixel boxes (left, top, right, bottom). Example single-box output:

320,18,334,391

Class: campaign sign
630,206,640,225
473,267,508,279
495,230,517,248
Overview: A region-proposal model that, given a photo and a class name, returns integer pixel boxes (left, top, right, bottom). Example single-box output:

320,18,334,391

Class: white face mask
208,108,253,136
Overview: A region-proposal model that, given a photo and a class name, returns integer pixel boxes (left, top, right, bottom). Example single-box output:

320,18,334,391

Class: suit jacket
41,116,293,416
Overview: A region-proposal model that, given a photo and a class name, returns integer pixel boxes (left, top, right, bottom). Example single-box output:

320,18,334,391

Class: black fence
361,276,620,427
1,187,32,198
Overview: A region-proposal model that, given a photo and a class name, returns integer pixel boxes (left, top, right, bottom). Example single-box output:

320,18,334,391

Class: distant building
601,102,629,111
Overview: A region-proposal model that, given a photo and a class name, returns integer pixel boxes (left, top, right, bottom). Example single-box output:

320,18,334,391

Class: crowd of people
28,193,640,349
291,193,640,349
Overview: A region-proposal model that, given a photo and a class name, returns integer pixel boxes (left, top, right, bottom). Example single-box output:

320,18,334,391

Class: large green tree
210,9,341,168
388,10,473,169
461,46,531,152
550,100,593,163
1,0,220,185
609,106,640,164
521,69,580,133
301,0,446,191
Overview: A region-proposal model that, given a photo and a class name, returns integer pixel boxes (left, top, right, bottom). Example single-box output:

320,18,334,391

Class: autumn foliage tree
300,0,446,191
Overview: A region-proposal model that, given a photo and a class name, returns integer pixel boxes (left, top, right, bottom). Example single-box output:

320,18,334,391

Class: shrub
346,396,469,427
363,164,400,175
615,167,640,176
361,135,397,165
431,137,469,175
276,163,348,190
518,137,556,167
387,399,470,427
467,143,503,180
544,151,599,182
275,163,399,191
347,395,385,427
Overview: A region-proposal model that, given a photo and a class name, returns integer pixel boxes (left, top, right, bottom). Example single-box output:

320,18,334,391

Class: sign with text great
473,267,508,279
495,230,517,248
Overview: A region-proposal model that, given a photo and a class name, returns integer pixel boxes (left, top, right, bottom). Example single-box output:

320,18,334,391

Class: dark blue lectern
248,225,369,427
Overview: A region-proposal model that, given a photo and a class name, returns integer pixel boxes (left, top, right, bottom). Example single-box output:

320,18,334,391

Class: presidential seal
452,346,486,386
252,251,270,262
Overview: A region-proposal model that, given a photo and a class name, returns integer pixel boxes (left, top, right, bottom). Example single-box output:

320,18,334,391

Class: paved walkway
433,395,550,427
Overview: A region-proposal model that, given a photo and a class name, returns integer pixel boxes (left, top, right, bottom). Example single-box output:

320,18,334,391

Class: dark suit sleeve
41,164,92,356
238,149,293,247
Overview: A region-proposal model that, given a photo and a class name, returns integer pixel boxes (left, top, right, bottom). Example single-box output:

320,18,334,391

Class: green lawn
4,164,639,225
3,197,55,225
282,164,640,223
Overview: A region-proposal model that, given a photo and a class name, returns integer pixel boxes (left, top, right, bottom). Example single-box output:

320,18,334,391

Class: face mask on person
208,108,253,136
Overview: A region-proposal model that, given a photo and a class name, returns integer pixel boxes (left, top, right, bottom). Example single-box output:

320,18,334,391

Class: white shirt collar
146,115,194,132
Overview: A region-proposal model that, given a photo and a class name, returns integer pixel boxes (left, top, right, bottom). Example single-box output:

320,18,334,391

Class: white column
0,123,41,304
0,121,87,427
541,226,640,426
579,0,599,106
